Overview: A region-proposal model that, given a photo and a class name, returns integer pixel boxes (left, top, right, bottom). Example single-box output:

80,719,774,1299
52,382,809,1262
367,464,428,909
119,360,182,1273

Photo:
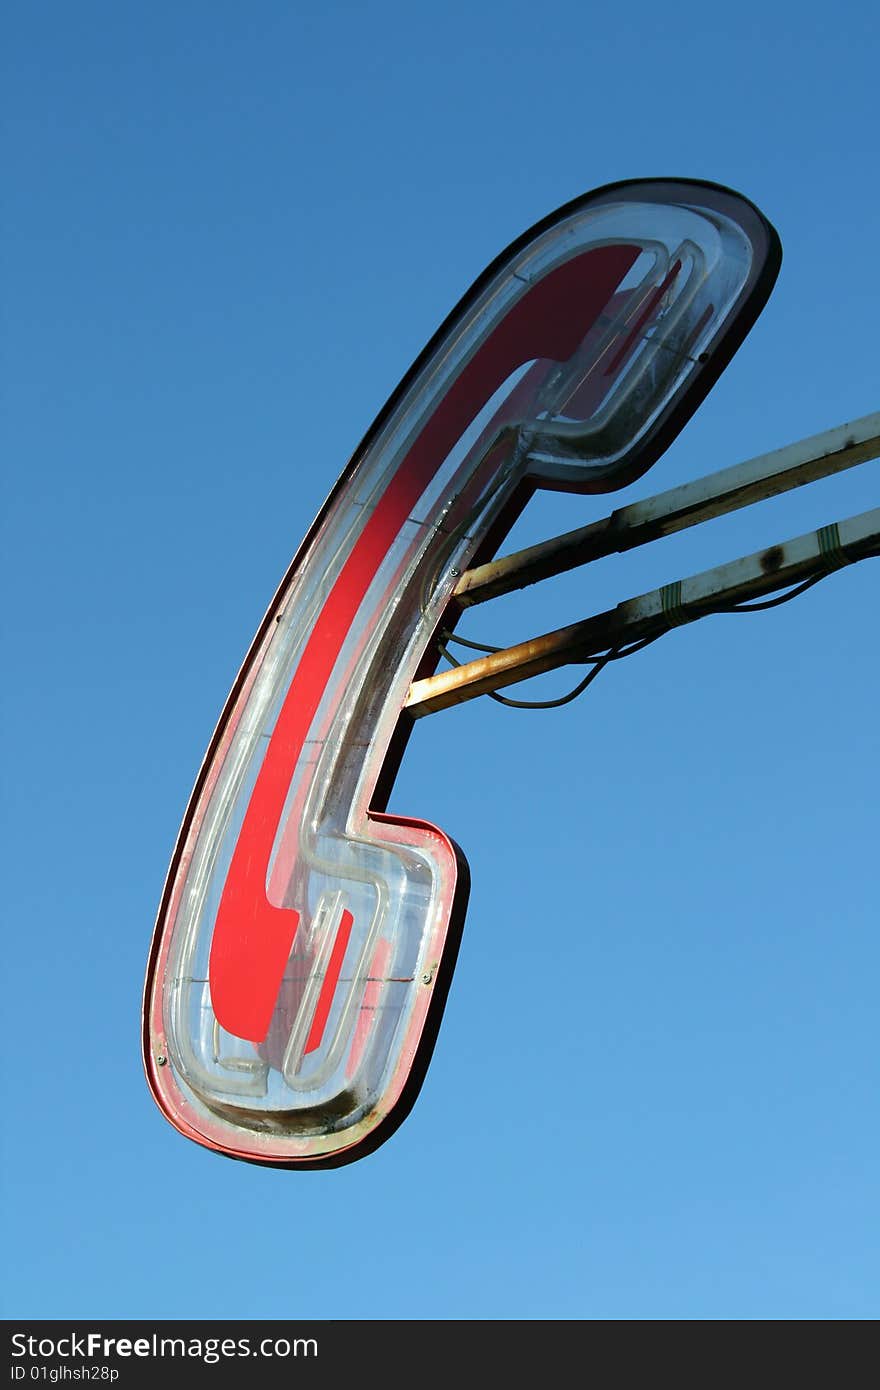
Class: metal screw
156,1054,168,1066
421,972,433,985
449,568,459,577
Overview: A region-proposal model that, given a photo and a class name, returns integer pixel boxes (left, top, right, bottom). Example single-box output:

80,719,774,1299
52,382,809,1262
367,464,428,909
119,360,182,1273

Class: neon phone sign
143,179,780,1166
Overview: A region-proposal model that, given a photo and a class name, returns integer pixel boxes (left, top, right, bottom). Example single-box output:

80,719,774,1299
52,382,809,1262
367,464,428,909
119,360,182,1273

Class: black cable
589,634,661,661
714,572,826,612
435,632,669,709
442,631,503,654
442,630,659,660
437,558,865,711
435,638,619,708
483,649,618,709
715,545,876,612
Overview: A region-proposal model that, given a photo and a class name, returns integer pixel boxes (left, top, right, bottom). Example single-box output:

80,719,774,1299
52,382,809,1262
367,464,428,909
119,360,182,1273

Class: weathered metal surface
407,508,880,715
453,411,880,607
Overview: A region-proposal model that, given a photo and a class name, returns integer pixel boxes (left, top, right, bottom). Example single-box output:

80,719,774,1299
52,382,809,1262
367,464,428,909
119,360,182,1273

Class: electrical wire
714,572,825,612
437,561,864,710
436,631,665,708
434,641,617,708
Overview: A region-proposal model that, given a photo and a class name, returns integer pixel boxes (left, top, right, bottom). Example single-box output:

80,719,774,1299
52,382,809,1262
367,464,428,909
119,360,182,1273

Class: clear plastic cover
144,179,778,1165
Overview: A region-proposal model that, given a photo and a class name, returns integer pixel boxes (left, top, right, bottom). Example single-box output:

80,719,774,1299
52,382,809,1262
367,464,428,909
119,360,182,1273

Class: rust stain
760,545,784,574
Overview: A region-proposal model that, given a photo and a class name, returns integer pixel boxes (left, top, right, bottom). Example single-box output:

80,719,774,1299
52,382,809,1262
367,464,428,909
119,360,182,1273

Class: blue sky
3,1,877,1320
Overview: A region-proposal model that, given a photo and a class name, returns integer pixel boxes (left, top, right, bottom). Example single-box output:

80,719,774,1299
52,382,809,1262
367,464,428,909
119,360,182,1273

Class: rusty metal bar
454,411,880,607
407,508,880,717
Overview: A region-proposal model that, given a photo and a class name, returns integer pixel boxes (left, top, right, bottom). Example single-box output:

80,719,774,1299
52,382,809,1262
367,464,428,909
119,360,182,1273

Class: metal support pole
407,508,880,717
454,411,880,607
